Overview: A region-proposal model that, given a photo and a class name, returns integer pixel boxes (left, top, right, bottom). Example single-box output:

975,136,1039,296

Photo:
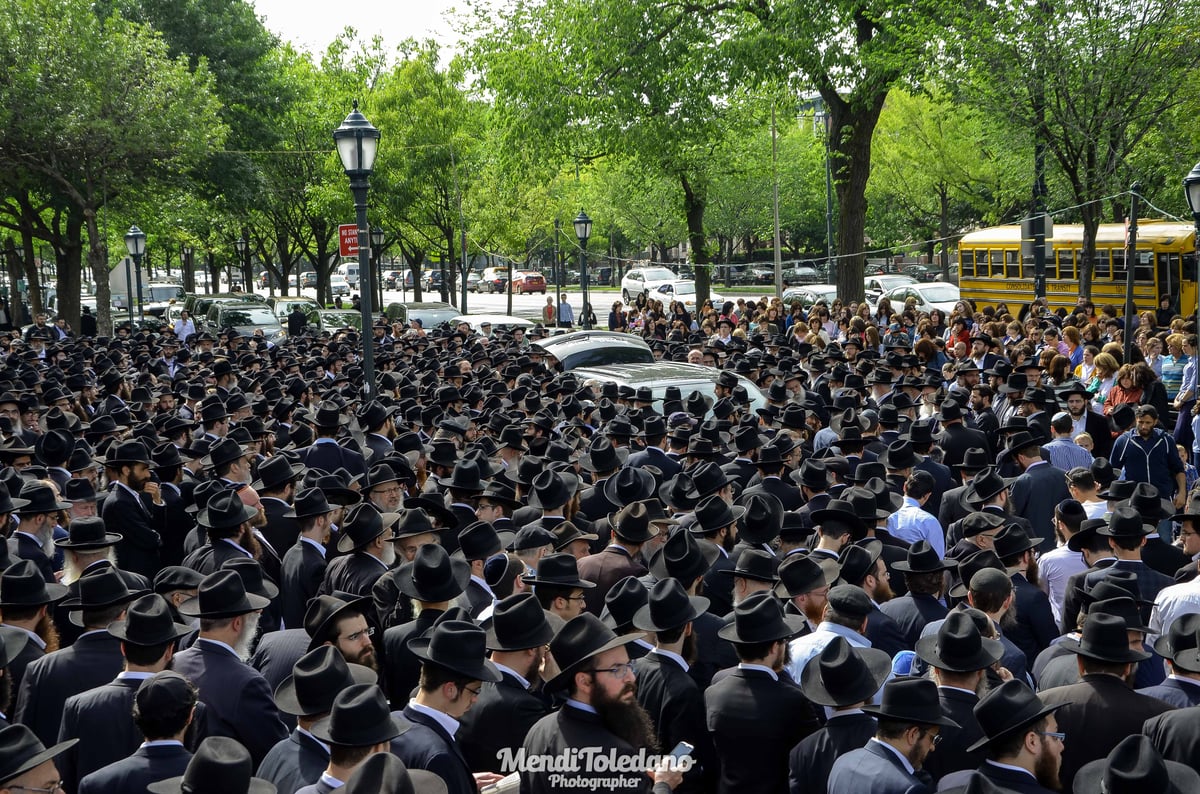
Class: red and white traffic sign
339,224,359,257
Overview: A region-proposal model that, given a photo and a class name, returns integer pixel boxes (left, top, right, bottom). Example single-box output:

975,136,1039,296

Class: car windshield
875,276,914,289
920,285,960,302
642,267,676,281
321,312,360,329
223,308,278,326
148,286,185,301
670,282,697,296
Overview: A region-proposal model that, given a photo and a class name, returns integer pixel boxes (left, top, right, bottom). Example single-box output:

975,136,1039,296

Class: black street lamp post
573,210,592,330
1183,163,1200,333
334,101,381,397
370,226,385,309
124,225,146,327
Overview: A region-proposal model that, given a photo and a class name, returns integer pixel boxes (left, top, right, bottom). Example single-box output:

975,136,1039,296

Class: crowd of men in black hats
1,311,1200,793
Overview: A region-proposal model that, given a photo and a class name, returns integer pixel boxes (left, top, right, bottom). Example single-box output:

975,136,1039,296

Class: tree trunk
939,184,951,279
83,209,113,336
828,88,886,305
1079,202,1101,300
681,174,710,306
53,208,85,335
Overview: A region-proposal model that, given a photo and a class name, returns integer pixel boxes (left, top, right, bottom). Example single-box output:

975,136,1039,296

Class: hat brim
407,638,503,683
250,462,306,492
148,775,277,794
395,557,472,603
862,703,961,730
273,662,378,716
484,619,556,653
1055,635,1152,665
176,590,271,619
197,501,260,530
799,646,892,707
305,595,375,651
892,558,957,574
0,738,79,788
545,632,647,692
335,512,400,554
107,615,193,646
717,613,807,644
56,532,124,549
1073,756,1200,794
914,634,1005,674
631,595,710,633
963,701,1066,753
648,542,720,582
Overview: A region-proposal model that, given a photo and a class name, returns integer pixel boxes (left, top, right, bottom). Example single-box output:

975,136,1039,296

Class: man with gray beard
10,483,66,584
170,569,287,768
54,517,150,648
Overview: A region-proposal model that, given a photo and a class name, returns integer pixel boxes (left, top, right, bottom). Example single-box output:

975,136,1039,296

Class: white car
881,282,961,314
621,266,679,303
330,275,351,297
864,274,917,301
650,280,723,312
782,283,839,310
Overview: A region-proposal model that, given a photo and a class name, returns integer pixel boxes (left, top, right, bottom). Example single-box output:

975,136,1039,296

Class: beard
680,631,698,665
592,678,658,750
379,540,397,568
36,610,61,654
241,529,263,561
801,596,827,626
61,549,117,586
871,577,894,604
1033,746,1062,791
721,531,736,553
0,668,10,714
232,612,262,662
1025,559,1040,589
347,642,378,671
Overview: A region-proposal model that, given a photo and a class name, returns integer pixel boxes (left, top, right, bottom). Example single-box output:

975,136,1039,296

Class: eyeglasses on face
341,626,375,643
1036,730,1066,743
9,783,65,793
589,662,635,679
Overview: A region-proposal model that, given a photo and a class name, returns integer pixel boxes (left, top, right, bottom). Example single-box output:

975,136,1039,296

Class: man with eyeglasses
967,679,1066,794
361,465,404,513
0,723,75,794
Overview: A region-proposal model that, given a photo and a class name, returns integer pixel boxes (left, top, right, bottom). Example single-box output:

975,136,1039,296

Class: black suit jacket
101,484,163,579
14,630,125,746
879,593,948,651
250,628,312,704
520,703,660,794
1007,574,1059,669
3,632,43,698
690,611,737,690
787,712,876,794
457,669,549,773
9,533,55,584
1144,703,1200,767
865,605,909,657
77,743,192,794
937,484,975,530
53,563,150,648
280,540,326,630
319,551,389,598
938,424,993,473
1137,677,1200,709
1084,559,1174,606
705,666,820,794
744,477,803,511
701,547,735,618
298,441,366,480
257,728,330,794
1059,558,1116,635
171,639,288,768
262,498,302,557
577,546,646,615
720,458,759,495
1141,538,1192,579
1039,673,1174,791
827,738,932,794
58,676,148,792
974,762,1056,794
159,481,194,569
634,651,717,794
915,456,954,519
1009,461,1070,552
1083,409,1113,459
382,610,442,709
923,688,985,784
453,579,494,621
393,705,475,794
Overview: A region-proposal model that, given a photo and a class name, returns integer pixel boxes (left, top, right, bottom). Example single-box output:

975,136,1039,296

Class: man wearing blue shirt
886,472,944,559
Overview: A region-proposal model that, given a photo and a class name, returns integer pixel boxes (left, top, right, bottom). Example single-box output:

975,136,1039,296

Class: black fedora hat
0,724,78,788
303,594,373,649
409,620,501,683
794,459,832,490
283,487,337,519
607,500,663,544
197,489,259,530
959,511,1006,539
915,611,1004,673
878,440,919,470
948,549,1005,599
800,635,891,708
812,499,867,537
177,570,271,619
1059,612,1151,664
546,613,644,692
775,553,838,599
736,492,783,545
0,560,68,606
453,521,512,562
503,455,545,487
104,439,153,466
1074,735,1200,794
1087,595,1151,633
893,540,957,574
527,470,578,511
550,520,600,553
954,447,992,471
274,646,378,717
1098,505,1155,538
649,527,719,583
200,437,253,471
602,467,656,507
966,678,1066,752
601,576,647,631
863,676,960,728
522,553,595,589
1120,482,1173,521
390,508,442,541
485,592,555,652
1001,429,1045,459
394,545,470,603
437,459,488,493
107,593,192,646
690,494,746,535
146,735,276,793
1154,614,1200,671
632,578,709,633
312,400,350,429
343,753,448,794
308,683,409,748
221,557,279,601
336,504,400,553
250,455,305,492
60,567,148,624
718,591,806,644
17,482,70,515
963,467,1015,504
577,438,629,473
683,462,733,500
991,524,1040,560
56,516,121,550
659,471,698,512
837,539,883,586
720,549,780,583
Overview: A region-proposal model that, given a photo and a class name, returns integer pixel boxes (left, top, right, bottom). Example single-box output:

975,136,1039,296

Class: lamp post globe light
124,225,146,327
334,101,381,397
573,209,592,330
370,225,385,308
234,236,246,292
1184,162,1200,332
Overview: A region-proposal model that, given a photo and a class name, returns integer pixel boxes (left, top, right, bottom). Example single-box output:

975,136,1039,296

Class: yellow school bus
957,220,1196,313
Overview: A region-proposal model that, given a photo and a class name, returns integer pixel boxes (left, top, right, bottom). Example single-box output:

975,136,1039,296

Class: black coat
297,441,366,481
250,628,312,705
974,762,1057,794
257,728,330,794
865,606,909,657
382,610,442,709
937,484,975,530
1141,538,1192,579
371,567,414,631
520,703,665,794
1059,558,1116,635
101,484,163,579
280,540,326,630
915,456,954,519
319,551,389,599
634,651,717,794
1137,677,1200,709
878,593,948,651
793,493,831,532
159,481,194,569
701,547,735,618
923,688,986,784
261,498,302,558
393,705,475,794
720,458,759,495
787,712,876,794
690,611,736,690
453,579,494,620
457,669,549,773
744,477,803,511
705,666,820,794
1082,410,1113,459
171,639,289,768
13,631,125,746
53,563,150,649
1144,703,1200,767
76,743,192,794
937,423,993,474
1038,674,1174,791
2,633,43,698
1007,574,1059,669
1083,559,1175,607
1009,461,1070,552
9,533,54,584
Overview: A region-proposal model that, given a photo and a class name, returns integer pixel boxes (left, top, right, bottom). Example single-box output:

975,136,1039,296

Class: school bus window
1156,253,1176,298
1109,250,1125,282
1004,249,1019,279
990,250,1003,278
1057,249,1075,281
960,249,975,277
1134,251,1153,283
1094,249,1111,280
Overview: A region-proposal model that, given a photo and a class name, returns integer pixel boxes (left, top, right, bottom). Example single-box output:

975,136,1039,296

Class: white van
338,263,359,283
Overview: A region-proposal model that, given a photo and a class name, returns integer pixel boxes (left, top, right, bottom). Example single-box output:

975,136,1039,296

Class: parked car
267,296,320,322
314,309,361,331
329,275,350,297
182,292,266,322
532,331,654,371
620,266,677,303
936,264,960,285
382,301,461,329
904,264,938,282
479,267,509,293
383,271,404,289
781,284,839,310
864,274,917,302
204,303,286,342
301,272,318,289
649,280,723,312
571,361,767,417
782,266,821,284
422,270,444,292
880,282,962,314
510,270,547,295
450,313,536,333
466,272,483,292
